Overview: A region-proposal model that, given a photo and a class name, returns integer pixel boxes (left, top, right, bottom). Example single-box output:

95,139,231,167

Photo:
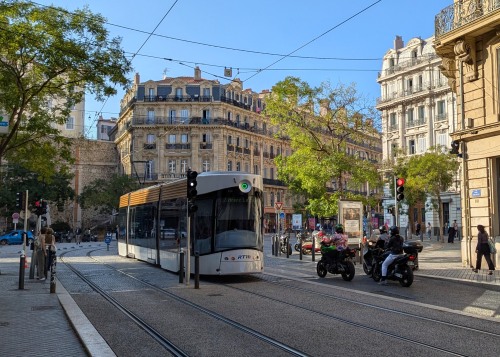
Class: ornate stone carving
438,57,457,92
454,39,477,81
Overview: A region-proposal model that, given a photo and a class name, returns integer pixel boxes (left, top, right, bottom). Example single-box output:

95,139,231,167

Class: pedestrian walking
453,220,459,241
448,223,456,243
426,222,432,240
35,227,47,281
473,224,495,275
75,227,82,245
44,228,56,277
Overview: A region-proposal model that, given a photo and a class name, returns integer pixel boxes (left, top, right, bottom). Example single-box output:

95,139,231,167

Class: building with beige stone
113,67,383,231
376,35,460,235
434,0,500,267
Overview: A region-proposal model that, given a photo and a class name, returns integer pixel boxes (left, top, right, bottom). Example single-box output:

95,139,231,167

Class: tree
401,147,460,242
0,1,132,171
264,77,382,218
78,174,139,215
0,163,75,215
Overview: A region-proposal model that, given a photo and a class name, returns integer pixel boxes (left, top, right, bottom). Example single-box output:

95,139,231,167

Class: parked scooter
279,234,292,255
300,231,324,255
362,238,385,276
294,232,310,252
316,242,356,281
371,250,414,287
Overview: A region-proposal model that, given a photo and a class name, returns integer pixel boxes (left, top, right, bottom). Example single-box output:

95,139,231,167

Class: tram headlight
239,180,252,193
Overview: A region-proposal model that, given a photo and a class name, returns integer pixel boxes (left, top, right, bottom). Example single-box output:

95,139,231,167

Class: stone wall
50,138,118,232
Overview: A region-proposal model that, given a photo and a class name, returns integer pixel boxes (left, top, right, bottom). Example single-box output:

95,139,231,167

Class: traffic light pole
19,190,29,290
394,176,398,228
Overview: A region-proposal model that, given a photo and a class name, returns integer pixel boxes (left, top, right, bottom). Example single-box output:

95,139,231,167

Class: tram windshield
211,188,263,252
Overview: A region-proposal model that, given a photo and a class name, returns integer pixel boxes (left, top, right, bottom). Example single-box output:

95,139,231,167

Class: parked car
0,230,34,245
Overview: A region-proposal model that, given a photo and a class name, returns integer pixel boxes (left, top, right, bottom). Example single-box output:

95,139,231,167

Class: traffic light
187,169,198,200
396,177,405,201
187,169,198,215
34,199,47,216
450,140,460,155
15,192,24,209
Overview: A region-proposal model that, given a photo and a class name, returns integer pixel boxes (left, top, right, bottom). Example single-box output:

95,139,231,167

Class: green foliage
0,0,132,167
0,163,75,214
50,220,71,232
78,174,139,214
265,77,382,218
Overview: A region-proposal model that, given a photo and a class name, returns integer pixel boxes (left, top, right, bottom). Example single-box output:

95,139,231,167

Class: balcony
199,143,213,150
406,119,427,128
435,113,448,122
143,143,156,150
435,0,500,39
165,143,191,150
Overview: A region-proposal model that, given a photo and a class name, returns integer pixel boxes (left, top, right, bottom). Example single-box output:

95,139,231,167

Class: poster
338,200,363,244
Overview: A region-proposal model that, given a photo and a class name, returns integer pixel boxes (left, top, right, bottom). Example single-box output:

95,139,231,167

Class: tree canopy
0,0,132,174
391,147,460,242
264,77,382,218
78,174,139,215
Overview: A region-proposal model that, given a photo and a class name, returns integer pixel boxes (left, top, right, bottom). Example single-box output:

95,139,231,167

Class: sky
33,0,453,138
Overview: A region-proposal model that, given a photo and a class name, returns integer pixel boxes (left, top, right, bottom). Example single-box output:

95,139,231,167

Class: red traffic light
396,178,405,186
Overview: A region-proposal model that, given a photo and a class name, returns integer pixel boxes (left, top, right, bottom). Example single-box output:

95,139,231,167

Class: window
145,160,154,179
227,135,232,145
254,165,259,175
203,88,210,97
437,132,448,150
169,110,176,124
270,168,274,180
236,137,240,147
227,111,232,121
181,134,188,143
418,137,426,153
180,109,189,123
202,109,210,120
202,160,210,172
437,100,446,121
236,114,240,126
245,139,249,148
245,163,249,172
418,106,425,122
168,160,176,173
263,167,267,179
175,88,182,98
147,134,155,144
66,116,74,130
407,108,414,125
181,159,188,173
409,139,416,155
407,78,413,93
391,143,398,157
169,134,176,143
202,133,211,143
227,161,232,171
390,113,397,127
236,162,241,171
148,88,154,97
147,110,155,124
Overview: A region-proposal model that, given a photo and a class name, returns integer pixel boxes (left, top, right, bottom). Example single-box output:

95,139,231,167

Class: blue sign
472,189,481,197
104,233,112,244
279,212,285,219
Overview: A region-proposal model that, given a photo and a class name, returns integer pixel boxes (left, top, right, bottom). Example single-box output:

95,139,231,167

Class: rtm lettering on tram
238,255,252,260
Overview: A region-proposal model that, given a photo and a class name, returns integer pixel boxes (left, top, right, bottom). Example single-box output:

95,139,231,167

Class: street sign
12,212,20,220
279,212,285,219
105,233,112,244
274,201,283,210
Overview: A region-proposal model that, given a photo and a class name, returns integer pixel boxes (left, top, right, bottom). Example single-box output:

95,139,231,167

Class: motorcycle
316,242,356,281
278,234,292,255
300,231,324,255
294,232,311,252
403,241,423,271
371,250,414,287
362,238,385,276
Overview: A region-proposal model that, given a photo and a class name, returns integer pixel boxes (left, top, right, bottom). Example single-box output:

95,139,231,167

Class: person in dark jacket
473,225,495,275
379,226,404,285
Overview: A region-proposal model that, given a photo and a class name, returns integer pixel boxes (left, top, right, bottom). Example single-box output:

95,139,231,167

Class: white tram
117,172,264,275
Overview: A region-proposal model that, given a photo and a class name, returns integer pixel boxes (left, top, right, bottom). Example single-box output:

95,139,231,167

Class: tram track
57,248,499,357
58,249,310,357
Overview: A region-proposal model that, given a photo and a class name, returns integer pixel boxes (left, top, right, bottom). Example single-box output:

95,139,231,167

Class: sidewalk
0,239,497,357
0,243,115,357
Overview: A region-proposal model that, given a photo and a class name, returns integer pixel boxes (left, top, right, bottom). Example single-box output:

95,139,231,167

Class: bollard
19,254,25,290
50,255,57,294
299,241,302,261
271,234,275,256
286,235,289,258
179,250,184,284
194,252,200,289
312,235,315,262
274,235,279,257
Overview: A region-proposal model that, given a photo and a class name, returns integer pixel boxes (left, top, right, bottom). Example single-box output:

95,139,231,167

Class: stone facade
434,0,500,267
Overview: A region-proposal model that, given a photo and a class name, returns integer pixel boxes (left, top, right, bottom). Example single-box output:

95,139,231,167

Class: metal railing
435,0,500,39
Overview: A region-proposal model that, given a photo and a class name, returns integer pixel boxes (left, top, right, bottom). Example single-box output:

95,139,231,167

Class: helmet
389,226,399,236
318,231,325,237
335,224,344,233
379,226,387,234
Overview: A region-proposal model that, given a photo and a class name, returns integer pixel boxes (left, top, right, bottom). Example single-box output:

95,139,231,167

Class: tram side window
117,208,127,242
194,199,213,255
129,204,156,248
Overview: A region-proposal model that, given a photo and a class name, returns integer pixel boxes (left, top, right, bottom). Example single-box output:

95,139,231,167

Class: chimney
194,66,201,80
134,72,140,85
394,36,404,51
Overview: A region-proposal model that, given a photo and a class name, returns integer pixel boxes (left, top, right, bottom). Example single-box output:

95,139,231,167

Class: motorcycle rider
379,226,404,285
377,225,389,249
331,224,348,251
320,224,347,263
